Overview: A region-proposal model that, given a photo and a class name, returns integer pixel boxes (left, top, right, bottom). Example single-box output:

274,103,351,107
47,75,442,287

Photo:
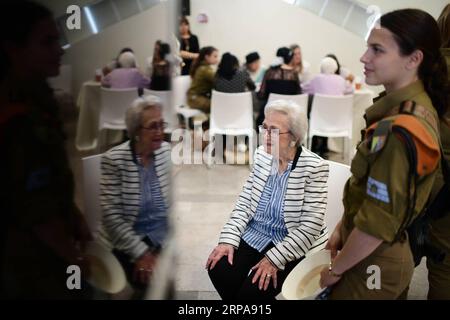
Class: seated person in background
145,40,162,77
149,42,172,91
325,53,355,83
290,44,312,84
187,46,219,115
215,52,255,93
102,52,150,89
206,100,329,300
302,57,353,95
257,47,301,127
244,51,266,85
103,47,134,76
99,96,171,299
303,57,353,157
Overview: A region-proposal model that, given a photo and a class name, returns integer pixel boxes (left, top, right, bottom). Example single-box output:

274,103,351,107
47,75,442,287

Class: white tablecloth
328,88,374,153
75,81,123,151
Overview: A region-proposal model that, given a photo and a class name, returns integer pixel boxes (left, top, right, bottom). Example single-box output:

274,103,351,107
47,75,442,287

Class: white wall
61,2,172,96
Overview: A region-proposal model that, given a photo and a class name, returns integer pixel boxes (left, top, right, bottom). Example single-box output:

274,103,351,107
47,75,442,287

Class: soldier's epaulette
388,100,439,134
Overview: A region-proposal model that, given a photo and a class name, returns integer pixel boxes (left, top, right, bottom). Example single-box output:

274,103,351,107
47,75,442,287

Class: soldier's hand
326,226,342,260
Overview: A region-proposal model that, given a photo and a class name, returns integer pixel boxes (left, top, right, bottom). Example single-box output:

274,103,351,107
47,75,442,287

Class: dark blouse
150,63,171,91
257,66,301,101
179,34,200,76
214,69,256,93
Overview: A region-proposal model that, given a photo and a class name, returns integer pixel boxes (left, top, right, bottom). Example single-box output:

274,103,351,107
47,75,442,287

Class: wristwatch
328,262,342,278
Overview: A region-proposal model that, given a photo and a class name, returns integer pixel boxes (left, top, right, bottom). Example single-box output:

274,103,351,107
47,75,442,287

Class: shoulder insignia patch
367,177,390,203
369,120,392,153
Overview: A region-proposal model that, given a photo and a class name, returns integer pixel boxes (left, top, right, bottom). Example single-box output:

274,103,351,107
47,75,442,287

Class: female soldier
319,9,448,299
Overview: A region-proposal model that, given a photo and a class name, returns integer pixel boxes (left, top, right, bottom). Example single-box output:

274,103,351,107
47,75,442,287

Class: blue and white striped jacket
219,146,329,270
99,140,171,260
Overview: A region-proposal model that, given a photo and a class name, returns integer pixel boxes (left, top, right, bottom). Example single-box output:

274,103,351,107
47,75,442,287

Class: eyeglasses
141,121,168,131
258,125,290,136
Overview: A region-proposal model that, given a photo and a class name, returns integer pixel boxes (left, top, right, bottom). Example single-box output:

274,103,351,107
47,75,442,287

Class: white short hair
264,99,308,146
126,95,162,139
320,57,338,74
118,51,137,68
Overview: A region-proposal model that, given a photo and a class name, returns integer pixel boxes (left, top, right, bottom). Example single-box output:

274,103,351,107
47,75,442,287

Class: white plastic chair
82,154,103,239
172,75,205,128
143,88,178,134
267,93,308,115
308,94,353,160
99,87,139,131
208,90,254,167
324,160,351,233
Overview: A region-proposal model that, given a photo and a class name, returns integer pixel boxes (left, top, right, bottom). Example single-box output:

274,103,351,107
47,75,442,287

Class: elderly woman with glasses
99,96,171,298
206,100,329,300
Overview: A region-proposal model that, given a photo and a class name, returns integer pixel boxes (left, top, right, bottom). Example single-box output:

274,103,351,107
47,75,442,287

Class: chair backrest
82,154,103,238
325,160,352,233
172,75,191,109
267,93,308,116
309,94,353,137
48,64,72,94
143,89,178,133
210,90,253,131
99,87,139,130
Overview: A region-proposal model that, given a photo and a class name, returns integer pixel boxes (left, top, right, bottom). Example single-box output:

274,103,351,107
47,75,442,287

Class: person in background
424,3,450,300
179,16,200,76
325,53,355,84
215,52,255,93
99,96,171,299
103,47,134,76
290,44,312,84
149,42,172,91
207,100,329,300
320,9,447,299
244,52,266,85
0,0,92,299
145,40,162,77
257,47,301,127
303,57,353,157
101,51,150,89
302,57,353,95
187,46,219,117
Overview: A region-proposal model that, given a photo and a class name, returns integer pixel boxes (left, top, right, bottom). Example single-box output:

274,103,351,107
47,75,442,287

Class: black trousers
208,240,302,300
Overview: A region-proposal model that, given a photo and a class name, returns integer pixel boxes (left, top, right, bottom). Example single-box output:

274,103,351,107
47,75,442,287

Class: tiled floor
64,105,429,300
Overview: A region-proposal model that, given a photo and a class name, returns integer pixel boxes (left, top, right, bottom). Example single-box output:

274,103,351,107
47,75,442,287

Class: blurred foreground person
0,1,92,299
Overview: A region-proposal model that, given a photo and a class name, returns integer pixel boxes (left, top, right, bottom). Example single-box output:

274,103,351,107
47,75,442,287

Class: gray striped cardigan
99,140,171,260
219,146,329,270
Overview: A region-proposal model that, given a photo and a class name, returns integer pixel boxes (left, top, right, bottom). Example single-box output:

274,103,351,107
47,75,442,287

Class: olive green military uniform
329,81,441,299
187,62,215,114
426,48,450,300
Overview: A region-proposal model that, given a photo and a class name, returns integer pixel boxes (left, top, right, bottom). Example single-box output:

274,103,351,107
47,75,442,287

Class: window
287,0,375,38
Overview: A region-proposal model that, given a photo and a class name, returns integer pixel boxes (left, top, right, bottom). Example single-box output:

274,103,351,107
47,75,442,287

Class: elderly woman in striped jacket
99,96,171,298
206,100,329,300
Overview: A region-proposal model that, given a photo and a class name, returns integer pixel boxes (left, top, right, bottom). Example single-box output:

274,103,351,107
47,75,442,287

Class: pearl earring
290,141,296,147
